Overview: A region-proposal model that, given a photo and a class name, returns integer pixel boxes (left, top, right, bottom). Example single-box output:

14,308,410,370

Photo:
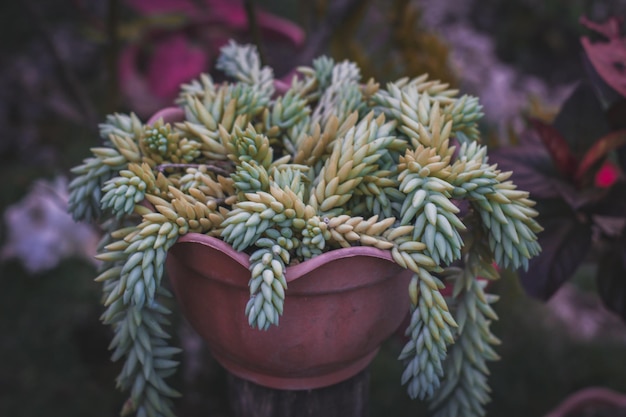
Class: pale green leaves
68,39,544,417
430,252,500,417
245,238,289,330
216,40,274,100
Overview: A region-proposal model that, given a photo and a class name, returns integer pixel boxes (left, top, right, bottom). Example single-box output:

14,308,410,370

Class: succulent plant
69,40,541,417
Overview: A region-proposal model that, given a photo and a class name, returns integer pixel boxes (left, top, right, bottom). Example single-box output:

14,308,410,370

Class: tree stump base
228,369,370,417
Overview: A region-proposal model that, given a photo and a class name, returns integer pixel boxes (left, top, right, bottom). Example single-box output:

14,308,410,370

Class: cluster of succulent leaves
491,16,626,321
68,40,541,417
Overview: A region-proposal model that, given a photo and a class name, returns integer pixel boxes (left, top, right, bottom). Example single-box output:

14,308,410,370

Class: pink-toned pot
166,233,412,390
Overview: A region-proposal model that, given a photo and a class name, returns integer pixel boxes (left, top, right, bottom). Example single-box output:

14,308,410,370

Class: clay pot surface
153,106,412,389
166,233,412,390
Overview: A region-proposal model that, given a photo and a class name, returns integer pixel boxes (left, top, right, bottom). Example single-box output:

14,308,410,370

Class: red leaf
580,16,626,97
204,0,305,46
146,35,209,99
118,35,209,116
118,44,165,116
520,216,592,300
125,0,199,15
594,160,620,188
530,119,578,179
575,130,626,181
580,15,622,39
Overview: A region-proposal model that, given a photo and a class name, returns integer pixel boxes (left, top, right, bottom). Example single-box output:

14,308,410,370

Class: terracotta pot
147,106,185,124
151,106,412,388
166,233,412,390
545,387,626,417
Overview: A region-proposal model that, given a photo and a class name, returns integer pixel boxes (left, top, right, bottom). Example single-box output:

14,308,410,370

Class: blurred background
2,0,626,416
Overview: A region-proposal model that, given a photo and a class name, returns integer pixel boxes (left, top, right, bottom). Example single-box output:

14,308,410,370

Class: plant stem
156,163,232,176
244,0,267,65
106,0,121,113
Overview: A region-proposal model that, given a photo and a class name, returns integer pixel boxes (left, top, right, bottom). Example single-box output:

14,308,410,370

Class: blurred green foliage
371,270,626,417
468,0,626,84
0,258,123,417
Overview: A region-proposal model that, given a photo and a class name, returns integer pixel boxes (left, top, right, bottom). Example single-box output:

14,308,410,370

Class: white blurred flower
1,176,100,273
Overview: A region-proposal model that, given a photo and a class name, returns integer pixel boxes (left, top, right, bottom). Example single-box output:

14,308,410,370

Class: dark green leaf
597,238,626,322
553,181,608,212
607,99,626,130
489,141,561,200
519,215,592,299
575,130,626,182
586,182,626,216
553,81,611,160
582,53,624,112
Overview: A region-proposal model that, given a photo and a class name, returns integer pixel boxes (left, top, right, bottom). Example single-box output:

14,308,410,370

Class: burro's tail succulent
69,40,541,417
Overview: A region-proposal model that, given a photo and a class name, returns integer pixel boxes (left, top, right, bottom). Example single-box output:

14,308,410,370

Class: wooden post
228,369,370,417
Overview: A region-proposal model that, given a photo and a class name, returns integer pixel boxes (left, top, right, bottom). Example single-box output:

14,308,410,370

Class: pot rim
175,232,398,284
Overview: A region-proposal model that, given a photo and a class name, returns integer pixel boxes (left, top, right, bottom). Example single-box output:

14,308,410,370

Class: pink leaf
575,130,626,181
204,0,247,28
580,15,622,39
580,16,626,97
125,0,199,16
595,160,621,188
118,44,140,87
118,44,167,116
203,0,305,46
256,10,305,46
146,35,209,99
